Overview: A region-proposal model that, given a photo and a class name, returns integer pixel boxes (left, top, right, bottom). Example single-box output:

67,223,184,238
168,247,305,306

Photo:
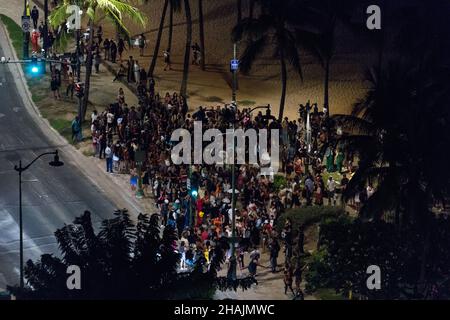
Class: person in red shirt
31,29,40,53
201,228,209,242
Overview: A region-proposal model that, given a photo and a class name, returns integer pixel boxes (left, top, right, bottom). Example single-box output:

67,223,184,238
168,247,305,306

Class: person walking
94,52,101,73
99,133,106,159
327,176,337,206
110,40,117,63
71,116,81,142
268,237,280,273
66,72,75,99
297,226,305,256
105,144,113,173
148,77,155,97
50,75,61,100
283,264,295,295
31,5,39,29
293,263,305,300
103,38,110,61
138,33,146,56
118,37,126,61
192,42,200,65
248,247,261,276
127,56,135,83
283,219,293,265
163,49,172,71
304,175,314,206
134,60,140,84
139,67,147,87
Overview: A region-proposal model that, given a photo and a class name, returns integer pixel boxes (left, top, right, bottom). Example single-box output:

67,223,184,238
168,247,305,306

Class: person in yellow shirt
26,1,31,16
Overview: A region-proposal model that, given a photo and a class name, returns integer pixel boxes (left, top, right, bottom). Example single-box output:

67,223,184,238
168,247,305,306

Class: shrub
272,174,287,192
276,206,345,235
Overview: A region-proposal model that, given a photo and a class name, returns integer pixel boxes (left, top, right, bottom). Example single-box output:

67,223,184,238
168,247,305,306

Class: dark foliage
306,215,450,299
8,210,255,299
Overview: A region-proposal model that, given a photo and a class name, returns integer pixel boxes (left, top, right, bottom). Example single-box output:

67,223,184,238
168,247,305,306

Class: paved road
0,35,116,291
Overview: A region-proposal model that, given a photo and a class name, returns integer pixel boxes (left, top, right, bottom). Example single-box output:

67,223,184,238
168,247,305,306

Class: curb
0,19,149,217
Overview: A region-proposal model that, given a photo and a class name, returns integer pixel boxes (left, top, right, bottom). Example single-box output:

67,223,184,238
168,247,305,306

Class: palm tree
148,0,170,77
232,0,316,120
237,0,242,24
304,0,358,117
333,56,450,294
248,0,255,19
337,60,450,220
7,210,257,299
167,0,182,53
198,0,206,70
180,0,192,98
49,0,146,122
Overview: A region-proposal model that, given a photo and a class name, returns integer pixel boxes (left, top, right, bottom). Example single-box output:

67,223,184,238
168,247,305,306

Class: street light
14,150,64,289
218,106,271,281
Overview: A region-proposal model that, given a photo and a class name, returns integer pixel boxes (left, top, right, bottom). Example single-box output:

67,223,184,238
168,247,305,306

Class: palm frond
239,35,268,74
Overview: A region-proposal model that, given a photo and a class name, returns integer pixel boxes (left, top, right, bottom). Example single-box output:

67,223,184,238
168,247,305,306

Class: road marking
0,113,4,119
12,107,20,113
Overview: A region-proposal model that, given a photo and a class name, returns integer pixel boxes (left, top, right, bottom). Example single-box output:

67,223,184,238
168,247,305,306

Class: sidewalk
215,249,317,300
1,3,156,219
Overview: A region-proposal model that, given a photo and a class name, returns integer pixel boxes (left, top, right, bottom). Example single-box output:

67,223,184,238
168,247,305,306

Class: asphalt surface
0,40,116,291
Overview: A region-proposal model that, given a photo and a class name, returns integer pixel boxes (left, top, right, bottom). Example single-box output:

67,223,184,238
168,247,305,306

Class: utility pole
75,27,83,123
228,42,238,281
232,43,238,102
42,0,48,73
23,0,30,60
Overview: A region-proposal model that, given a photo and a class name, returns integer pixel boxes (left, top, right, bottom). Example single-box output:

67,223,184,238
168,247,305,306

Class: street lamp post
23,0,30,60
232,43,238,102
14,150,64,289
225,105,271,281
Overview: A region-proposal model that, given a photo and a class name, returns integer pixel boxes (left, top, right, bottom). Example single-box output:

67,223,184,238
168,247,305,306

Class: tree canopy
8,210,256,299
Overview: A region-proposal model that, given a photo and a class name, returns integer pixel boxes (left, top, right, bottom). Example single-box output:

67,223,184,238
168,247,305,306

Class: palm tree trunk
249,0,255,18
237,0,242,24
180,0,192,97
198,0,206,70
81,18,95,123
324,57,330,117
167,1,174,52
148,0,169,77
278,54,287,121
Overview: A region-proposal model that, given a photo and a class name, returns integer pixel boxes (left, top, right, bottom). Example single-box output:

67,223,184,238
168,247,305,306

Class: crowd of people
83,68,368,298
38,18,371,299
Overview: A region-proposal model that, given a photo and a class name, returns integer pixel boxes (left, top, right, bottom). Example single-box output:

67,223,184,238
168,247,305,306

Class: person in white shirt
91,110,98,124
327,177,337,206
367,184,375,198
134,60,140,84
107,111,114,131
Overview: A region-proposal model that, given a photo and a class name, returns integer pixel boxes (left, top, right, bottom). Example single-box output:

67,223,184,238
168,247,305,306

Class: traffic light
191,189,198,198
28,55,43,75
